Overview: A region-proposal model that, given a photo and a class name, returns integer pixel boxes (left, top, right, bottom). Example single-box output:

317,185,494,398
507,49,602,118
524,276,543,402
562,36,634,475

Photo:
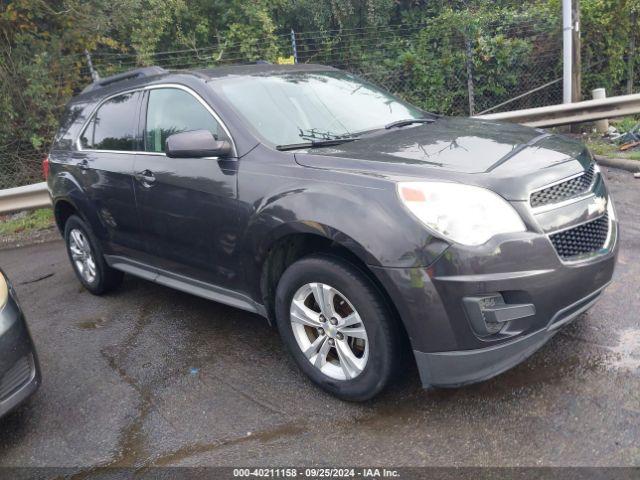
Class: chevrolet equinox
45,64,618,401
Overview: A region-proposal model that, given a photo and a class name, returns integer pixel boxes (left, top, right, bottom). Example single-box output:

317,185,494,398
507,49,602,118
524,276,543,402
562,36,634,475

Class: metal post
562,0,572,104
465,36,475,116
592,88,609,133
84,49,100,82
628,11,637,94
291,29,298,64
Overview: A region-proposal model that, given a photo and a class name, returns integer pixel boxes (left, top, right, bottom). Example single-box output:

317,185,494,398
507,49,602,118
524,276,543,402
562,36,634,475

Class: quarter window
79,117,96,149
80,92,139,150
145,88,224,153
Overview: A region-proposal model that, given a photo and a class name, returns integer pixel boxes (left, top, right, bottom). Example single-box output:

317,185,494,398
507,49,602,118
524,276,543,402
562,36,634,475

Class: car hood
294,117,593,201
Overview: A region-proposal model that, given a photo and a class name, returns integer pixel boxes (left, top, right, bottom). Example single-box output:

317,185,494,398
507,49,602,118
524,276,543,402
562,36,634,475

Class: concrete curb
594,155,640,173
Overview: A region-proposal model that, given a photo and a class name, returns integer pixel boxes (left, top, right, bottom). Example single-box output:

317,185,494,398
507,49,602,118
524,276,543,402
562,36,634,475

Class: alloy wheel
289,282,369,380
68,228,97,284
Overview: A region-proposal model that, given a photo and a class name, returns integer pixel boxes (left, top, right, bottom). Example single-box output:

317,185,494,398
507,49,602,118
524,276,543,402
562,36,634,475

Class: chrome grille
0,355,33,401
549,214,609,260
530,163,596,208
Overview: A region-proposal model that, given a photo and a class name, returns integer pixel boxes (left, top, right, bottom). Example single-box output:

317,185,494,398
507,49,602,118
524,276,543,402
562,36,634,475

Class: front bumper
371,215,618,388
0,284,41,418
413,283,607,387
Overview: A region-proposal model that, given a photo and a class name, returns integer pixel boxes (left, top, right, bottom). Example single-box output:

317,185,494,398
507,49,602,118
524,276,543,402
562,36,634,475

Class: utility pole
562,0,572,104
570,0,581,132
628,10,637,94
571,0,581,103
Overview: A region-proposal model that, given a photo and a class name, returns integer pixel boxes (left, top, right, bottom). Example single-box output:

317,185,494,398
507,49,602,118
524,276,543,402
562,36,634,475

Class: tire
274,254,401,401
63,215,123,295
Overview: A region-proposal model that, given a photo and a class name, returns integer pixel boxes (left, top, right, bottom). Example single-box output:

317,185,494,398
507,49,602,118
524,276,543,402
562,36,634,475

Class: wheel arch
257,228,410,354
50,170,106,240
53,198,80,234
254,221,379,312
50,168,96,235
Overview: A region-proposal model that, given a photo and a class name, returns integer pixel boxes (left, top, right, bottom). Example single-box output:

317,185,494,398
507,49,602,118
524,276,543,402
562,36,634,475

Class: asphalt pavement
0,167,638,470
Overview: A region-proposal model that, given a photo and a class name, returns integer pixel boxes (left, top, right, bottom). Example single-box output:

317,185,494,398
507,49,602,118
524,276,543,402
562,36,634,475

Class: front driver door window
144,88,225,153
132,87,240,290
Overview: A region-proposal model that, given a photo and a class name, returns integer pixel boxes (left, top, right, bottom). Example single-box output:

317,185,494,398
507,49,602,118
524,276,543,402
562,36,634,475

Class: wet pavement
0,167,638,469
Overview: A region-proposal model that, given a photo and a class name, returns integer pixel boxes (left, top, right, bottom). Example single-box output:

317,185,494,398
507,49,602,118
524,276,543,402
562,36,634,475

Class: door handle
77,159,89,171
135,170,156,186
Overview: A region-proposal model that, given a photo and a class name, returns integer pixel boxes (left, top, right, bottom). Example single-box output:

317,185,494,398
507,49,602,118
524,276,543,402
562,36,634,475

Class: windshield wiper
276,138,357,151
384,118,436,129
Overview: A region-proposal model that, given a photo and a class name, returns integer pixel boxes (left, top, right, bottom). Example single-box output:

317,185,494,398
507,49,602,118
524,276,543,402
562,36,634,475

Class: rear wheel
275,254,400,401
64,215,123,295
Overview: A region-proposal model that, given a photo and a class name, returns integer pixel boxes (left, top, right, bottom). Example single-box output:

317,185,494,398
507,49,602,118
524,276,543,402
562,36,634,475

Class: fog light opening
479,294,506,335
463,293,536,339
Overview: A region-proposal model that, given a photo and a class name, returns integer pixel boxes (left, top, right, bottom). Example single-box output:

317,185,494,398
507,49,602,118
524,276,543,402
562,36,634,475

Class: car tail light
42,156,50,180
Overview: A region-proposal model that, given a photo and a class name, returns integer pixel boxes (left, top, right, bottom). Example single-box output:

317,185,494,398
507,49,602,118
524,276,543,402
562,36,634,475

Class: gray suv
45,64,618,400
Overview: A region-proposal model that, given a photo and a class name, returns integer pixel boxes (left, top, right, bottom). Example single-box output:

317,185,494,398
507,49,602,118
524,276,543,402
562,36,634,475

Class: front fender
244,183,393,267
240,177,449,300
257,219,378,267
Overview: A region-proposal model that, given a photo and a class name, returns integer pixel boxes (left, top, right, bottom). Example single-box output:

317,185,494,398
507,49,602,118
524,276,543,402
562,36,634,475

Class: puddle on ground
77,317,109,330
150,422,307,467
606,328,640,373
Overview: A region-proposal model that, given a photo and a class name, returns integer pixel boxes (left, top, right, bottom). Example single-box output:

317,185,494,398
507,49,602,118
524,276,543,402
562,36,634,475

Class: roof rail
81,66,167,93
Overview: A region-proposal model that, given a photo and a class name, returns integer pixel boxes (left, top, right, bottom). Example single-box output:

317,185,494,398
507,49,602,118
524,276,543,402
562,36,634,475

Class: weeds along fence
1,8,636,190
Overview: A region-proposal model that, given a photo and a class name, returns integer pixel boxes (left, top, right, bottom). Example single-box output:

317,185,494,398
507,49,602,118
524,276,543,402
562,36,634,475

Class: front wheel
274,254,401,401
64,215,123,295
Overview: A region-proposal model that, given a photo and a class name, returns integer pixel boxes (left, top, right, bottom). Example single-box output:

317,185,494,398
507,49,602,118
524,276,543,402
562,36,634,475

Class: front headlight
0,273,8,310
397,181,526,246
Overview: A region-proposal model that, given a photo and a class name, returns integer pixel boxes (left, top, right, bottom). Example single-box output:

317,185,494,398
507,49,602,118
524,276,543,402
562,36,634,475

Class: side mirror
165,130,232,158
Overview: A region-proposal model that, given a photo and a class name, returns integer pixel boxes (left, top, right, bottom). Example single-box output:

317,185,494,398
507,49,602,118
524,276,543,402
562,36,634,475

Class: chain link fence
84,19,564,117
0,154,44,191
2,6,628,190
292,21,563,116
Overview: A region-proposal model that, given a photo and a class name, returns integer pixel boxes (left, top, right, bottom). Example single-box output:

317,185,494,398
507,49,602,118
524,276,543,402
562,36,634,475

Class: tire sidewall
275,255,395,401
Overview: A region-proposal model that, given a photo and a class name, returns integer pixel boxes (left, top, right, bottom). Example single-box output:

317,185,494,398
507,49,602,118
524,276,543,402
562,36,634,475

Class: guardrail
1,93,640,215
476,92,640,127
0,182,50,215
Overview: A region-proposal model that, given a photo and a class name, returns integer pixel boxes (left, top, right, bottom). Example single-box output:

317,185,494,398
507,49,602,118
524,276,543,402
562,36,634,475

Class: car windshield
212,70,426,146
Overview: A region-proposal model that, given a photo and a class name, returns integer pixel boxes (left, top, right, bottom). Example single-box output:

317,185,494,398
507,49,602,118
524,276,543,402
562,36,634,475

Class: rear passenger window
145,88,225,153
80,92,139,151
